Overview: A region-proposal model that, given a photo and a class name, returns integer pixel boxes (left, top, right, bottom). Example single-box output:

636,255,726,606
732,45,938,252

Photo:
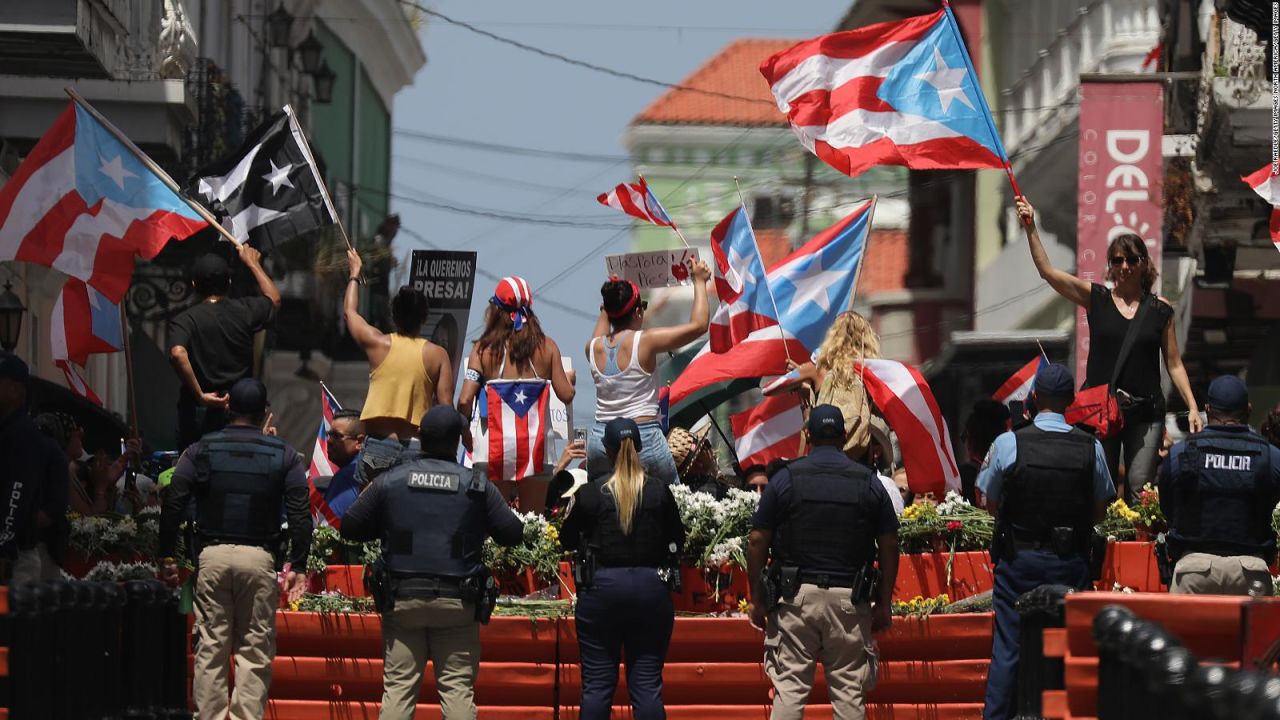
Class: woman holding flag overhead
457,277,576,510
587,264,712,484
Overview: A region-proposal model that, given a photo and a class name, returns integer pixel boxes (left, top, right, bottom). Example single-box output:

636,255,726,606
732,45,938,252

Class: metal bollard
8,585,39,719
101,581,126,718
1092,604,1136,720
122,579,164,717
47,580,77,719
1013,584,1074,719
1244,676,1280,720
71,581,95,720
1144,645,1194,720
160,588,192,719
1119,621,1175,720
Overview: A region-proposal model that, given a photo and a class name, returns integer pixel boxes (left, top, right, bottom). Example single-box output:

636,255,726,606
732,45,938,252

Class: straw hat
668,424,712,474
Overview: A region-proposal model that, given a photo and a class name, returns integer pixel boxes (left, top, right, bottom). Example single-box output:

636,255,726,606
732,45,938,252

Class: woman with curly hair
763,310,881,459
1016,196,1200,502
458,277,576,510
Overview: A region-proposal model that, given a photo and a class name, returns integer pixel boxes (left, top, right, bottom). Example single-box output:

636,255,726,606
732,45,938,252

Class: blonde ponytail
604,438,645,535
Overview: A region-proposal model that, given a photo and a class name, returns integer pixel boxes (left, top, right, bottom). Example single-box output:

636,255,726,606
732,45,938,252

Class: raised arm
343,249,389,360
761,361,818,397
640,260,712,357
237,243,281,309
1017,197,1091,308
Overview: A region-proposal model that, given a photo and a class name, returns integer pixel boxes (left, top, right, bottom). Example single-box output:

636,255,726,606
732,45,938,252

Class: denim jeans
354,436,420,488
576,566,674,720
586,420,678,484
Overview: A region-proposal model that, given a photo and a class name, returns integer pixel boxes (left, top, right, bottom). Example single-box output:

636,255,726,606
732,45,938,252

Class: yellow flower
737,598,750,614
288,599,302,611
544,525,559,541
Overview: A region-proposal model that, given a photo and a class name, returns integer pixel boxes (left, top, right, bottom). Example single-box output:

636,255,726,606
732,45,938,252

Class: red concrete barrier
269,657,555,705
264,701,553,719
275,612,559,663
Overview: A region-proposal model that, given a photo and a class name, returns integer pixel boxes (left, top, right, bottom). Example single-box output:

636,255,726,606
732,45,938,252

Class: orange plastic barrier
1096,542,1165,593
274,612,559,663
555,704,985,719
893,551,995,602
269,657,555,705
264,701,553,719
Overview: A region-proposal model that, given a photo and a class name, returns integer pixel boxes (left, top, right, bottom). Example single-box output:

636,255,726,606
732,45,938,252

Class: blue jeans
984,550,1090,720
353,436,420,488
586,421,678,484
576,567,674,720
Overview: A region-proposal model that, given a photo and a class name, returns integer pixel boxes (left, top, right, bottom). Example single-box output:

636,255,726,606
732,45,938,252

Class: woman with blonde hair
560,417,685,720
764,310,881,458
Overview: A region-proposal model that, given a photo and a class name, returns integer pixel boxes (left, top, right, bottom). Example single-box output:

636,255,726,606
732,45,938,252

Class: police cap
807,404,846,441
227,378,269,415
1033,362,1075,399
603,417,643,453
419,404,465,445
1207,375,1248,414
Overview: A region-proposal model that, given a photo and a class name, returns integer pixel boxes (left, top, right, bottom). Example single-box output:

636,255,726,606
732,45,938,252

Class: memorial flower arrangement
1096,485,1164,540
892,593,951,617
669,485,758,569
67,507,161,559
483,512,564,586
307,525,380,574
81,560,158,582
898,491,994,554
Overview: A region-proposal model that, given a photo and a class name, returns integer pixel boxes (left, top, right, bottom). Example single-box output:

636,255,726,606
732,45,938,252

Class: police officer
158,378,312,720
340,405,523,720
746,404,899,720
977,363,1114,720
560,417,686,720
1159,375,1280,595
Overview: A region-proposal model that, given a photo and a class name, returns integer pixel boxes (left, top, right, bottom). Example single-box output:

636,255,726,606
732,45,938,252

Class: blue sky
390,1,848,419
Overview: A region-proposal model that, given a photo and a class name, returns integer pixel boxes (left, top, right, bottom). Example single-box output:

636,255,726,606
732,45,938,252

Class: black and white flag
189,105,338,245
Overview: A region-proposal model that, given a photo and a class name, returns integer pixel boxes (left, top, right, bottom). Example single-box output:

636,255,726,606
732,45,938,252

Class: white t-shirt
878,472,905,515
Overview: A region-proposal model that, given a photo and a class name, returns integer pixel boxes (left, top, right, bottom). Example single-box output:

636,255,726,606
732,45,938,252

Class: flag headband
491,276,533,331
606,276,643,319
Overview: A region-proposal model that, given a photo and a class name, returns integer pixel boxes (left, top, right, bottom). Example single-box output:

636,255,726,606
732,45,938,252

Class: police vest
1002,425,1095,540
774,452,878,572
591,478,669,567
382,457,488,578
191,430,292,546
1170,429,1274,559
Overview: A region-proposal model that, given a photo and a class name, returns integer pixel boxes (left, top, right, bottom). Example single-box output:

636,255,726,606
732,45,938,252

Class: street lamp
312,59,337,103
0,282,25,353
297,31,325,75
267,4,294,48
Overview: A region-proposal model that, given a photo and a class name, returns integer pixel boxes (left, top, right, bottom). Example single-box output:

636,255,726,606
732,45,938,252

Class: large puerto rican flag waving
487,379,551,482
731,393,805,470
0,102,207,302
857,359,960,498
992,356,1045,406
760,4,1008,179
709,206,777,352
670,198,875,407
1243,162,1280,252
308,383,343,528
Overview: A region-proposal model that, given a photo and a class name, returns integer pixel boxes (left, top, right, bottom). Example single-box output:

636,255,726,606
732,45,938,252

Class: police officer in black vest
341,404,523,720
560,417,686,720
746,404,900,720
977,363,1115,720
158,378,312,719
1159,375,1280,595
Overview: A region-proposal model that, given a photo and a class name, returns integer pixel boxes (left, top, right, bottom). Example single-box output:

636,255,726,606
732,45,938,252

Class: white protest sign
604,247,701,290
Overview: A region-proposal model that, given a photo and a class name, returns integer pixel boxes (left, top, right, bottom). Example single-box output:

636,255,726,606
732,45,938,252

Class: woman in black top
561,417,685,720
1017,197,1200,501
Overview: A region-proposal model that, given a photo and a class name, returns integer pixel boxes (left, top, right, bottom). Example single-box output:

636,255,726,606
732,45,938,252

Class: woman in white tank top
586,263,712,482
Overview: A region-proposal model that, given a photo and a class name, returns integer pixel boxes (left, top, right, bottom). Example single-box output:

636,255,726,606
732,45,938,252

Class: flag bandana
761,7,1008,178
486,379,551,482
0,103,206,302
190,106,337,245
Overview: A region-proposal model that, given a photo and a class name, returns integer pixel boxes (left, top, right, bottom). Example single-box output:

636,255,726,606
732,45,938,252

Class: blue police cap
807,404,846,441
1206,375,1248,413
1033,362,1075,398
419,404,465,443
228,378,269,415
603,417,643,453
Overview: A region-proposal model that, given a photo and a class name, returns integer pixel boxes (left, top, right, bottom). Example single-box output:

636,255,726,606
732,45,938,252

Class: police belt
392,573,465,599
201,537,276,552
797,570,858,589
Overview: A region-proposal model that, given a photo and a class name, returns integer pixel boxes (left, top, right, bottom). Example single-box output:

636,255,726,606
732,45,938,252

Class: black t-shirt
167,296,274,396
1083,284,1172,412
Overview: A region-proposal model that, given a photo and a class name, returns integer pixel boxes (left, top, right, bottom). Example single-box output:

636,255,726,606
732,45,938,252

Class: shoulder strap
1108,294,1156,388
627,330,644,371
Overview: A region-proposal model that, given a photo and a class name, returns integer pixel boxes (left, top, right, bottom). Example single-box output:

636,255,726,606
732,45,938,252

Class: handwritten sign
604,248,701,290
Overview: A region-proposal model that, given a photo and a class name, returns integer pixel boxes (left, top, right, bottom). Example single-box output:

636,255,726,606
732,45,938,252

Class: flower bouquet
483,512,567,596
898,492,994,554
668,486,758,610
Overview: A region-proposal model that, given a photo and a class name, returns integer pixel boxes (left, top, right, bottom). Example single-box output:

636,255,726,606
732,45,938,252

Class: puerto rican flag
0,102,206,303
992,356,1044,406
731,393,804,470
487,379,551,482
596,177,675,228
1242,162,1280,252
760,4,1008,178
857,359,960,498
670,198,875,408
50,278,123,405
307,383,343,528
709,206,778,352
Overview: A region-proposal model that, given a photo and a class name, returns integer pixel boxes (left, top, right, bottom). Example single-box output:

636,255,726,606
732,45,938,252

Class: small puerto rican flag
1242,162,1280,253
486,379,551,482
992,356,1045,406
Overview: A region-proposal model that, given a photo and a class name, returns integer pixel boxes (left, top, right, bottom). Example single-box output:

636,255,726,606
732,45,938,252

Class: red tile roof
632,39,797,127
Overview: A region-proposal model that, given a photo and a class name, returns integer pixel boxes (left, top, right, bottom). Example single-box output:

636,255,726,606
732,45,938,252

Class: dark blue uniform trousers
575,566,675,720
984,550,1089,720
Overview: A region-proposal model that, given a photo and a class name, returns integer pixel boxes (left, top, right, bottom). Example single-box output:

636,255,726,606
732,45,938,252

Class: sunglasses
1109,255,1144,267
326,430,358,442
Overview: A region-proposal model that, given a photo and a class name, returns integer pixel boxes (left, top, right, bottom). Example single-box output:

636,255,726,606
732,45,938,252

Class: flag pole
734,176,795,366
64,87,242,246
936,2,1024,200
639,174,690,249
845,195,878,311
117,303,139,439
283,105,353,251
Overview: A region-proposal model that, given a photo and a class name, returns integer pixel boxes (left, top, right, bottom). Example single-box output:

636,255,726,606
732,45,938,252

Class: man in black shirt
0,353,69,583
168,243,280,449
159,378,310,719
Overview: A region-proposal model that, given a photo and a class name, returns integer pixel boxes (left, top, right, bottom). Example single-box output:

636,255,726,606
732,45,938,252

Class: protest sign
409,250,477,378
604,247,701,290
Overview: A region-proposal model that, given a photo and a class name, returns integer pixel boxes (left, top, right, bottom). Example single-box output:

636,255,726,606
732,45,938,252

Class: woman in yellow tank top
345,250,454,484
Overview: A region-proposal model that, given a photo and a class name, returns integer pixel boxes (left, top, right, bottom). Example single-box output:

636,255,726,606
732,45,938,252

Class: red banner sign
1075,81,1164,383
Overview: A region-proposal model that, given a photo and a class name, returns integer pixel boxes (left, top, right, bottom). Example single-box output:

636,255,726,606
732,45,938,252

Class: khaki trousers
1170,552,1274,596
192,545,279,720
764,584,878,720
380,597,480,720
